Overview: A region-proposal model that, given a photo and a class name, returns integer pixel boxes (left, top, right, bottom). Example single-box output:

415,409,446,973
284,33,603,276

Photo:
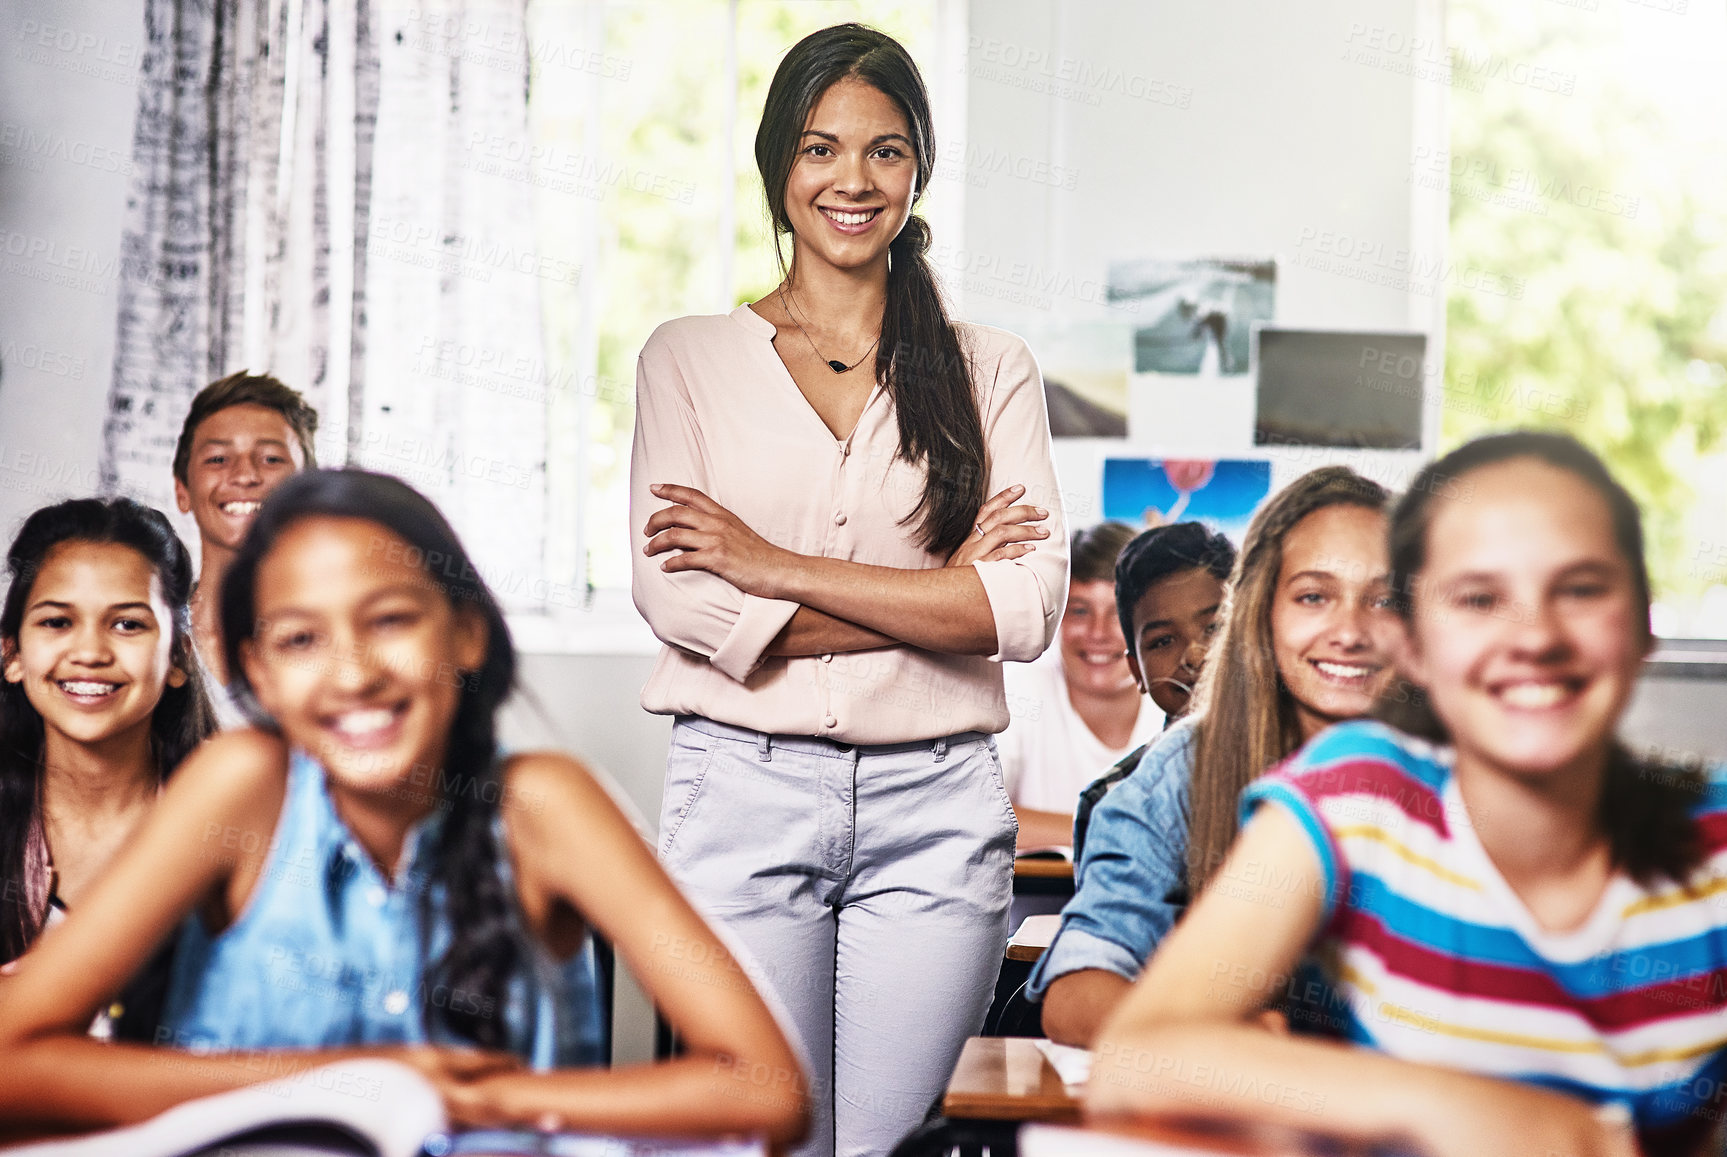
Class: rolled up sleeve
1026,725,1195,1000
630,332,799,681
708,594,799,683
1030,926,1148,996
972,334,1068,663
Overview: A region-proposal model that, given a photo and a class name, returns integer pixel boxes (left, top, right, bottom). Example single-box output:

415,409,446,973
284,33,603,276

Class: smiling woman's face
782,77,918,278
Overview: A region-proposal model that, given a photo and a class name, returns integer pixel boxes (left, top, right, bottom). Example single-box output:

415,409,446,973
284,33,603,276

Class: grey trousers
659,716,1018,1157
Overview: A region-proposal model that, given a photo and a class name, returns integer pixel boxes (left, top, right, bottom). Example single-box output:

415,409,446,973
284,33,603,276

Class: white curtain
103,0,548,596
104,0,371,493
357,0,548,596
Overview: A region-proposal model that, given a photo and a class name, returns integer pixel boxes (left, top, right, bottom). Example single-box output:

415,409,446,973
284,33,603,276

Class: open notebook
2,1060,440,1157
1,1060,765,1157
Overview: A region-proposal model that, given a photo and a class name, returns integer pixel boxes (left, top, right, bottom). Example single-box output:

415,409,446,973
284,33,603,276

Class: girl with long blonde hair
1183,466,1397,893
1036,466,1398,1046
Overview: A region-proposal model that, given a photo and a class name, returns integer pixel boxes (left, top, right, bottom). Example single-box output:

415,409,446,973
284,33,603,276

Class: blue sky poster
1101,458,1272,543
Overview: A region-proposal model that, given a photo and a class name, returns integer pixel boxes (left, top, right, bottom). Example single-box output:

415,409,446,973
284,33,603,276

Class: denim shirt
161,749,603,1068
1026,715,1195,1000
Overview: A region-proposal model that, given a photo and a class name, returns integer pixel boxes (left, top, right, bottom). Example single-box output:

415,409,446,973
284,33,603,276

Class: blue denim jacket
161,749,603,1068
1025,715,1195,1000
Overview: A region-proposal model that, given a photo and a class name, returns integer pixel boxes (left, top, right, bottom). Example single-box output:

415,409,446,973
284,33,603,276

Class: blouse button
366,885,387,908
383,990,410,1016
820,653,832,663
833,512,846,526
823,714,838,729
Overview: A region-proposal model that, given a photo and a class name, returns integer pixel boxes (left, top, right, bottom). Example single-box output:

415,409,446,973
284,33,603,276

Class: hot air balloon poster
1100,457,1272,543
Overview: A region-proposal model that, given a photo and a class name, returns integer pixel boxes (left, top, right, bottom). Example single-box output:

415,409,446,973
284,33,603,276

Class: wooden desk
942,1036,1080,1123
943,1042,1395,1155
1007,913,1062,962
1014,855,1075,881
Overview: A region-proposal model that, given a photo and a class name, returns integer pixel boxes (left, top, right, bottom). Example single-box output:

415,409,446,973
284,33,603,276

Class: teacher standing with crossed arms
630,24,1067,1157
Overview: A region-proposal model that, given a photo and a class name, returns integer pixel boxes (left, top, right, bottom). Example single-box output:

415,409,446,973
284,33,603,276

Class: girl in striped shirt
1092,432,1724,1157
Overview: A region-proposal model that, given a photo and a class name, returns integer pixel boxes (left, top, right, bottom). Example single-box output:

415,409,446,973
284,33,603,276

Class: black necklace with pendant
780,287,881,374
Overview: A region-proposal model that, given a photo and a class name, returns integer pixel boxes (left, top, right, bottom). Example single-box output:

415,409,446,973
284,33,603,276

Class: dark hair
1070,521,1139,586
1379,430,1702,885
0,498,215,963
755,24,986,556
219,469,518,1046
1113,522,1238,646
172,371,320,484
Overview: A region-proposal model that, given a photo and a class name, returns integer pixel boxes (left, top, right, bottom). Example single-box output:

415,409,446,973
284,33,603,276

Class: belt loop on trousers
756,732,771,762
932,737,949,763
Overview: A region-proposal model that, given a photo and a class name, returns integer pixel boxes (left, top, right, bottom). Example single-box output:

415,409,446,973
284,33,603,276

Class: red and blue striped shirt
1241,720,1727,1156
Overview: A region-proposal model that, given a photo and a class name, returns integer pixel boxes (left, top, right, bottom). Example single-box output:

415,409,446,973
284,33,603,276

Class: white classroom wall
0,0,145,535
954,0,1447,529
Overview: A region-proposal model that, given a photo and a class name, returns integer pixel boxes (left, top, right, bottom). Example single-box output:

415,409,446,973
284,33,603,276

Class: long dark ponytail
0,498,215,963
1379,430,1705,885
220,469,520,1047
756,23,987,556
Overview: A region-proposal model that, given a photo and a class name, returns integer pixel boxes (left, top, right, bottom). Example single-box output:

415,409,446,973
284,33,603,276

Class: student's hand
438,1071,514,1130
946,484,1050,568
643,484,793,597
376,1044,522,1098
437,1071,582,1133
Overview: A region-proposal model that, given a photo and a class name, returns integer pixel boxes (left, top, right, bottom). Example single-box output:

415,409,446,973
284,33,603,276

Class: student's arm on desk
1041,970,1132,1048
1087,806,1637,1157
0,732,515,1135
1034,748,1188,1047
1046,972,1283,1050
457,752,807,1146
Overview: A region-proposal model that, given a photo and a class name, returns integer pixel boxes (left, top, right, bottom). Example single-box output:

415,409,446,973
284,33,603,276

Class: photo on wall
1101,458,1273,542
1253,328,1427,450
1014,320,1134,437
1106,257,1277,376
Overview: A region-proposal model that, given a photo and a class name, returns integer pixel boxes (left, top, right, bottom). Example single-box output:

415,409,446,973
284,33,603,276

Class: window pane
526,0,940,598
1445,2,1727,637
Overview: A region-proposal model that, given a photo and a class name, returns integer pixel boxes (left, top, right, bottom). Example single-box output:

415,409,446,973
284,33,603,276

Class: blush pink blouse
630,304,1069,744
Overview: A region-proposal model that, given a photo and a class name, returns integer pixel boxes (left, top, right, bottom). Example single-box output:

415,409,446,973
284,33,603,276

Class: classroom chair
889,1117,1019,1157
